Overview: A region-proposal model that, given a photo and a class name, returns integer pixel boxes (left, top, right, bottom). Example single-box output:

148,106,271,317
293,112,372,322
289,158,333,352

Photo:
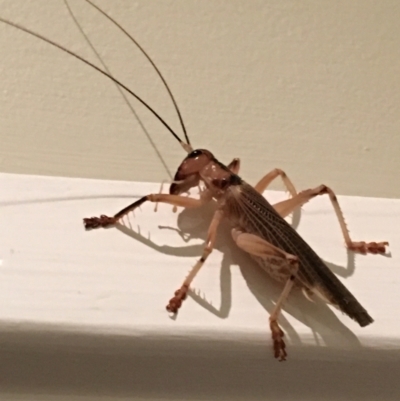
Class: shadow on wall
118,200,363,351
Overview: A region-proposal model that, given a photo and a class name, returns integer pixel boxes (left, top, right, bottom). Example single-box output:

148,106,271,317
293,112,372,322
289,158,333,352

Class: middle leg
254,168,297,197
167,209,224,314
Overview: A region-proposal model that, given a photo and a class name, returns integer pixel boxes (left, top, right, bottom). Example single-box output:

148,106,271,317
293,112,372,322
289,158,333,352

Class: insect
0,1,388,361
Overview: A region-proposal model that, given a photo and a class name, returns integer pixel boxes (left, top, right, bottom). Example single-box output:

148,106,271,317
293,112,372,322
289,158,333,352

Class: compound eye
220,178,229,189
187,149,203,158
211,178,229,189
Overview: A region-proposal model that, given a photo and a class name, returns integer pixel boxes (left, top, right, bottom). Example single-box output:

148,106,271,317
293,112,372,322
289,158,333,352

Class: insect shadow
116,198,361,351
0,184,361,352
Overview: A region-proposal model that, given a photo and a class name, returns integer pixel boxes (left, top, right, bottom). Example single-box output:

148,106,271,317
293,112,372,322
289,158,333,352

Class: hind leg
232,229,299,361
272,184,388,254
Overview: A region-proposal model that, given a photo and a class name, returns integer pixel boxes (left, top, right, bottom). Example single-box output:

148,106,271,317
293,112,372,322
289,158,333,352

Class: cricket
0,1,389,361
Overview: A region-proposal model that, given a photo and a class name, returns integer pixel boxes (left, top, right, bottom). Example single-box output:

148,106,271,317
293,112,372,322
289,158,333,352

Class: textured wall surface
1,0,399,197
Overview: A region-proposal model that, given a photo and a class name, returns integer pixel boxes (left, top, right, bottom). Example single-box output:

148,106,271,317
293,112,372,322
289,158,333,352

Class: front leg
84,191,219,314
84,191,212,229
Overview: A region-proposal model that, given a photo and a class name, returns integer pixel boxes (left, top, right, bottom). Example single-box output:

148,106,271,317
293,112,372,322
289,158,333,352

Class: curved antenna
0,16,191,150
63,0,173,179
84,0,190,146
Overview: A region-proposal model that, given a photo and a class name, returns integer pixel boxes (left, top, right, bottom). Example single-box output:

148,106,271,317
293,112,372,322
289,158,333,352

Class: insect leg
273,185,388,254
227,158,240,174
232,229,299,361
254,168,297,197
269,275,296,361
84,191,212,229
167,210,224,314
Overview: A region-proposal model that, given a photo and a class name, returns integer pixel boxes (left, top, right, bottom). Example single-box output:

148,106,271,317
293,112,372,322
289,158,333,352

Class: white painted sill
0,172,399,400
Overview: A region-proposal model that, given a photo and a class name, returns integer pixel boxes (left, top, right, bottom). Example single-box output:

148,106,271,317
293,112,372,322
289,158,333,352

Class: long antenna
84,0,190,146
63,0,173,179
0,16,189,149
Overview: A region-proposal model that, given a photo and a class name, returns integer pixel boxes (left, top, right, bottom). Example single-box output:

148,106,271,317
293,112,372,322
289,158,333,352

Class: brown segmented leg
227,158,240,174
254,168,297,197
84,193,222,314
84,191,212,229
167,210,224,314
273,184,388,254
269,275,296,361
232,229,299,361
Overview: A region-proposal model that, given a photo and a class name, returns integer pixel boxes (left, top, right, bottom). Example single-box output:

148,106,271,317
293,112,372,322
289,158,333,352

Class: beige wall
0,0,399,198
